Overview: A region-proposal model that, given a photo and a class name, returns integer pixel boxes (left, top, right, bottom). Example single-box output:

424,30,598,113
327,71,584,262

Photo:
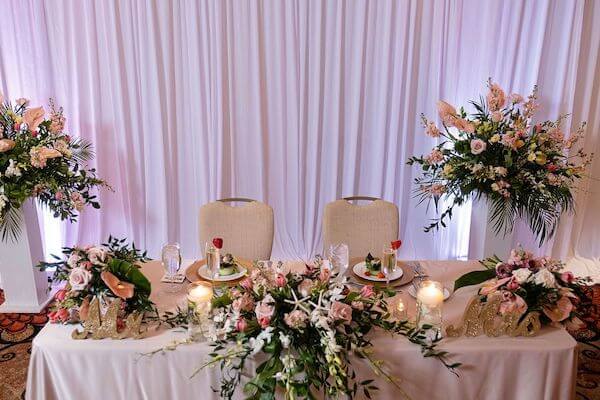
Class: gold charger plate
348,257,414,288
185,258,254,286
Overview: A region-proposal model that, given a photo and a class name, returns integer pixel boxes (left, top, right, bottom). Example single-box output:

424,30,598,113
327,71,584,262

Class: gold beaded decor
446,296,541,338
72,297,145,340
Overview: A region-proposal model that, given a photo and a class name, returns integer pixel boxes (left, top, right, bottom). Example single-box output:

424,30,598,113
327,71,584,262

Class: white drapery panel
0,0,598,260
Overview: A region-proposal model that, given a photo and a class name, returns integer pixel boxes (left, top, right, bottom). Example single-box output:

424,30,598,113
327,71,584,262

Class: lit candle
416,281,444,306
188,281,213,305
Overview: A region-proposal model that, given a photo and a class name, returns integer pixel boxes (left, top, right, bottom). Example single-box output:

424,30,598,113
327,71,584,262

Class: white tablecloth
26,261,577,400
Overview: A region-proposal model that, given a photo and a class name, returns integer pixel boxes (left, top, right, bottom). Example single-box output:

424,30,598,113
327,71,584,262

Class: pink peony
232,293,255,313
329,301,353,323
284,310,309,329
275,273,287,287
437,100,457,126
360,285,375,299
470,139,487,155
235,318,248,332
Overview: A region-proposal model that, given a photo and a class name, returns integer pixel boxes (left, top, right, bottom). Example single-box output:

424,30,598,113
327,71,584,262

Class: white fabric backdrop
0,0,599,260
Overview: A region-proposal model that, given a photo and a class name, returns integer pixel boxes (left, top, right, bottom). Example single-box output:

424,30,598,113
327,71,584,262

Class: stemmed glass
382,246,397,288
327,243,349,281
205,242,221,280
161,243,182,293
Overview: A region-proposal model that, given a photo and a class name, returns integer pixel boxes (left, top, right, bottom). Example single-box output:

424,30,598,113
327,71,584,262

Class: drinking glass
161,243,182,293
205,242,221,280
382,246,397,288
327,243,349,280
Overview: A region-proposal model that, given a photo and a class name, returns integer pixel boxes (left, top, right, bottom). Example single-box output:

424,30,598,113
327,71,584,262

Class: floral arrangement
37,236,154,324
454,247,590,329
0,95,107,240
408,80,592,245
202,261,459,399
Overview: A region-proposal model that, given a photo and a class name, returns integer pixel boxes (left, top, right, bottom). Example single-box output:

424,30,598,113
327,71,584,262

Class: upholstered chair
322,196,399,260
199,198,274,260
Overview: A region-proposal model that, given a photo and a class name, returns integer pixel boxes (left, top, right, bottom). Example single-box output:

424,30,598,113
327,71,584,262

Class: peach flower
22,106,45,132
100,271,135,299
543,296,573,322
453,118,475,133
329,301,353,322
0,139,15,153
486,83,506,111
437,100,457,125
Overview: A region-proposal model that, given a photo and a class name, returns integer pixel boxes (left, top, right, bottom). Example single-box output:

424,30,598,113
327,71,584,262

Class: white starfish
283,289,312,313
308,290,329,314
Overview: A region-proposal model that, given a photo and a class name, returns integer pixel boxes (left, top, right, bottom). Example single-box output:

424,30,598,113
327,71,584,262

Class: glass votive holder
415,280,444,341
393,298,408,321
187,281,213,341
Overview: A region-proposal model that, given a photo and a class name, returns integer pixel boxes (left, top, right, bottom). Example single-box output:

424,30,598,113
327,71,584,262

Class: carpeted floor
0,290,598,400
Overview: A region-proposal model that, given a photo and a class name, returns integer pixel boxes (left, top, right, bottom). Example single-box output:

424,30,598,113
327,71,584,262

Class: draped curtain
0,0,599,260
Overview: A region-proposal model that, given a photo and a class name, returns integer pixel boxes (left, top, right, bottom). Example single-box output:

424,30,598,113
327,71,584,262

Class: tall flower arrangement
408,80,592,245
0,95,107,240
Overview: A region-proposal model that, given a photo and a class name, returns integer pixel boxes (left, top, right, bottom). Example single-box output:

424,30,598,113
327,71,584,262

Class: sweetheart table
26,260,577,400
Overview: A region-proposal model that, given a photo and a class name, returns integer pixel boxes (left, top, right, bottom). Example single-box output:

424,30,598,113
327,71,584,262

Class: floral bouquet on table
454,247,590,329
408,80,592,245
203,261,459,400
0,95,108,240
37,236,154,324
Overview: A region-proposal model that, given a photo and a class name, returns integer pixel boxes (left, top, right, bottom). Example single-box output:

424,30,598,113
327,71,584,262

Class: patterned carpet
0,290,598,400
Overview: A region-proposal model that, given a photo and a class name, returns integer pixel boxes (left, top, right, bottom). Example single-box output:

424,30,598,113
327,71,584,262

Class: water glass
382,247,397,287
327,243,349,280
161,243,182,293
205,242,221,280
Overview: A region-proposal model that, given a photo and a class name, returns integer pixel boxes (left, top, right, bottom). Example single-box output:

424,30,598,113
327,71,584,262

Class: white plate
197,264,247,282
352,261,404,282
407,285,452,301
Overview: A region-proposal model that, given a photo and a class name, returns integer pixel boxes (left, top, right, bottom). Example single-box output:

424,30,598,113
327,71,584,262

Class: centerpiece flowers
37,236,154,324
454,247,590,329
0,95,107,240
202,262,459,399
408,80,592,245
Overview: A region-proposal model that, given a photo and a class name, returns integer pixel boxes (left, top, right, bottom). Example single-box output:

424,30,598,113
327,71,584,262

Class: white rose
67,253,81,268
512,268,532,284
534,268,556,288
68,267,92,291
87,246,108,265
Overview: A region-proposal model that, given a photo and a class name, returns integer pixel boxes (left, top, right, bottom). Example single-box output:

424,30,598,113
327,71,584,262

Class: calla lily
0,139,15,153
100,271,135,299
39,147,62,159
79,297,91,321
22,106,45,132
543,296,573,322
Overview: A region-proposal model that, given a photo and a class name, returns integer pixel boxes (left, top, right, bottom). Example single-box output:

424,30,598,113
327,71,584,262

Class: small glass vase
415,280,444,341
187,282,213,341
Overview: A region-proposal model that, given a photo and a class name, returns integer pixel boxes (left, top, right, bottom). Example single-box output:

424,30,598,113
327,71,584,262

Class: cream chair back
323,197,399,260
199,198,274,260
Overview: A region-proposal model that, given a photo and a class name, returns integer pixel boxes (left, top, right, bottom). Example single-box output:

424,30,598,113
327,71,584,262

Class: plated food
353,253,404,282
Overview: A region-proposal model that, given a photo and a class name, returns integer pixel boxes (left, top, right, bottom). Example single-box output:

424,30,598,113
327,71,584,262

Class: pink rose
284,310,308,329
55,191,65,201
68,267,93,291
453,118,475,133
232,293,255,313
470,139,487,155
275,274,287,287
258,316,271,328
329,301,353,323
255,301,275,321
560,272,575,284
491,111,503,123
297,279,314,297
437,100,457,125
360,285,375,299
235,318,248,332
240,278,253,291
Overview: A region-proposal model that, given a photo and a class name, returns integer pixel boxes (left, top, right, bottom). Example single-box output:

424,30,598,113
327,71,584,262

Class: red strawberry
391,240,402,250
212,237,223,249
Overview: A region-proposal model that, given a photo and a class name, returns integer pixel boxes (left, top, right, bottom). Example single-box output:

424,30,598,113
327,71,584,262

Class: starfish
283,289,312,314
308,290,329,314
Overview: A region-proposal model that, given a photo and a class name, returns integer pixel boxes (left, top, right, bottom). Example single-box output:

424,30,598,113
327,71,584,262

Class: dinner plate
407,285,452,301
197,264,247,282
352,261,404,282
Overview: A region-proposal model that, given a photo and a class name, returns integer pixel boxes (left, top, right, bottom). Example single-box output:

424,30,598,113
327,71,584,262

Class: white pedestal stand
468,198,514,260
0,201,56,313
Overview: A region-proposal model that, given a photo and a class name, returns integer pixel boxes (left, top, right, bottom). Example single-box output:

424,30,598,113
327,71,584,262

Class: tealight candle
415,280,443,340
395,298,407,320
187,281,213,341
